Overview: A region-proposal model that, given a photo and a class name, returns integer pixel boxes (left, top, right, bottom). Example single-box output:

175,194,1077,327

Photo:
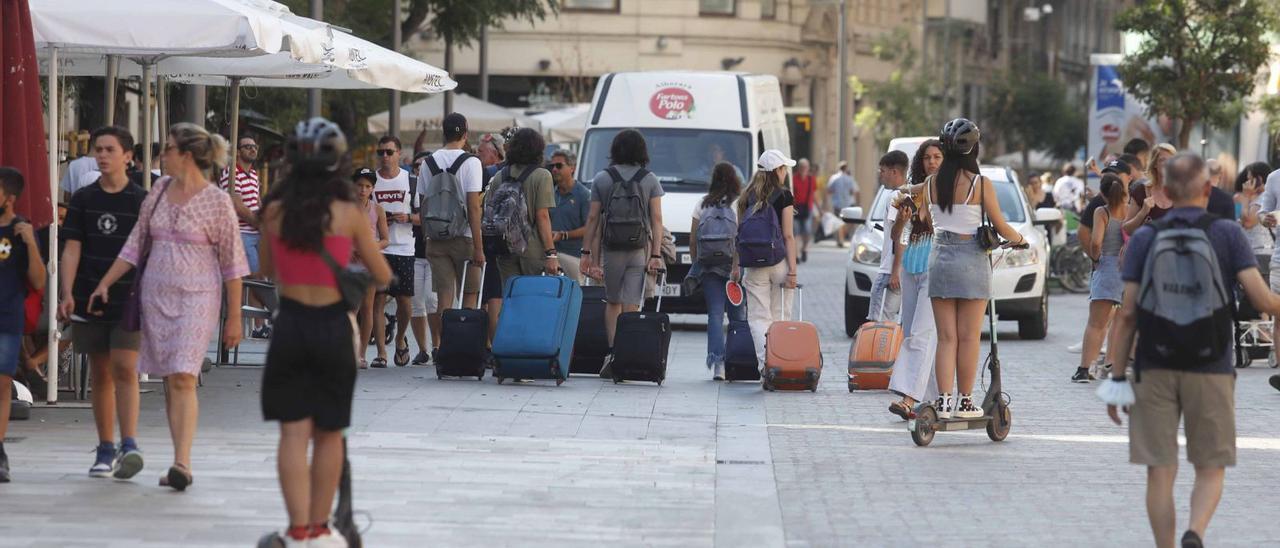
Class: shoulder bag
121,177,172,332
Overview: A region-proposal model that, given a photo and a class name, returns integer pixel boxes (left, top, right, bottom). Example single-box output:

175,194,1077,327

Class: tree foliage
852,29,943,146
1114,0,1277,148
984,71,1084,172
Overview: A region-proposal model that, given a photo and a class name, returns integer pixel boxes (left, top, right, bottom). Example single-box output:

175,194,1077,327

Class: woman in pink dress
91,123,248,491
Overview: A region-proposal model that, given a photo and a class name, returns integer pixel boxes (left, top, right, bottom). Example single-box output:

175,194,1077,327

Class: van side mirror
841,206,865,224
1033,207,1064,226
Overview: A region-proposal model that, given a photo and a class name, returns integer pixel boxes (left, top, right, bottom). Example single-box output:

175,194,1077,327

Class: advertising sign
1088,54,1173,180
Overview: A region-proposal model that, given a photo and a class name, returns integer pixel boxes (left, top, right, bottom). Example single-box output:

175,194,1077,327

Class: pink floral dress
118,178,249,377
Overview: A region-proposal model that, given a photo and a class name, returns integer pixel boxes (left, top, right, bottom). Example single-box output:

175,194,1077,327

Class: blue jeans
241,232,261,275
699,268,744,368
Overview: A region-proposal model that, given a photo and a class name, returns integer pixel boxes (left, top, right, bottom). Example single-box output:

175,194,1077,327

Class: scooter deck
933,416,992,431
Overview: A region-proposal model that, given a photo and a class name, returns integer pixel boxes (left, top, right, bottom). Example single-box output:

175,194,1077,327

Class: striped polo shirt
219,164,261,235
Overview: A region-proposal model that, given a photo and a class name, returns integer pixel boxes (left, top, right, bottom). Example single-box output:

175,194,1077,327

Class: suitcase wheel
847,382,855,392
497,377,506,385
555,378,565,386
656,379,663,386
477,375,484,381
437,373,444,380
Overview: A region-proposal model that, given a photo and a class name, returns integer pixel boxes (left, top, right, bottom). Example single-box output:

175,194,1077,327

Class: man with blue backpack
1100,152,1280,548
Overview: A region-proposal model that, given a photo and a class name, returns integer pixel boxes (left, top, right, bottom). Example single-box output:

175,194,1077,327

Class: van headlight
853,242,881,265
1002,247,1039,267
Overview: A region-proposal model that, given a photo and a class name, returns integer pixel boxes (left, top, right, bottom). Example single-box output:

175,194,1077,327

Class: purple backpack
736,191,786,267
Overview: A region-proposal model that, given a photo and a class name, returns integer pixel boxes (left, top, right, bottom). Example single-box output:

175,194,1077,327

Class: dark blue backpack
736,191,786,267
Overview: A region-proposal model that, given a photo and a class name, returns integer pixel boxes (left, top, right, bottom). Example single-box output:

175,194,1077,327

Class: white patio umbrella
368,93,541,138
531,104,591,143
30,0,289,403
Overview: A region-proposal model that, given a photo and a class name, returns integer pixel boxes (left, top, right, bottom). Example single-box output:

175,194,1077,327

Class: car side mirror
1033,207,1064,226
841,206,865,224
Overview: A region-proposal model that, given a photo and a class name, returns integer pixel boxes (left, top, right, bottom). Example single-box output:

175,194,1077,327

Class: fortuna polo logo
0,237,10,260
650,87,695,120
97,213,119,235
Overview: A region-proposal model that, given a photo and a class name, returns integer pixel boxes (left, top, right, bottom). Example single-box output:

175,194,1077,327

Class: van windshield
578,128,753,193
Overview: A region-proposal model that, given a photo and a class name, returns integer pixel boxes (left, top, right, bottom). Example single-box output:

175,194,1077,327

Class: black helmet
286,117,347,172
940,118,980,155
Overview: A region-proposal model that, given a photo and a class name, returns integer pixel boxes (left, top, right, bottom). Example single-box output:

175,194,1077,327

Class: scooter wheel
910,405,937,447
257,532,286,548
986,403,1012,442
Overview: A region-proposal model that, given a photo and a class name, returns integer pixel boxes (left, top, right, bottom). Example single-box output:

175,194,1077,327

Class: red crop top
269,235,354,287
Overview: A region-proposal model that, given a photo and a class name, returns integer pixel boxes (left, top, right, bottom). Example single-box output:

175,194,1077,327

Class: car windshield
578,128,753,193
869,174,1025,224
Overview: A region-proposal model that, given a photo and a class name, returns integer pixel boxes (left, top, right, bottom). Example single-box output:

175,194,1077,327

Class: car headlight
1001,247,1039,267
853,242,881,265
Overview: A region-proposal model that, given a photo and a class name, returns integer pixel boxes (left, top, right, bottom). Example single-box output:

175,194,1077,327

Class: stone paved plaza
3,242,1280,547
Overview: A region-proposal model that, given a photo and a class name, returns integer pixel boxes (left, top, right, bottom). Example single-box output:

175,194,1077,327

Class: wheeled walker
907,243,1017,447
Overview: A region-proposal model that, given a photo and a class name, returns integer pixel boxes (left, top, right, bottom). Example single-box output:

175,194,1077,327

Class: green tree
1114,0,1277,148
852,29,942,146
984,71,1084,174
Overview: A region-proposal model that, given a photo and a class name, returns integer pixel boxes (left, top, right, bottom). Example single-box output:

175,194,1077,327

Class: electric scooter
258,437,363,547
907,242,1021,447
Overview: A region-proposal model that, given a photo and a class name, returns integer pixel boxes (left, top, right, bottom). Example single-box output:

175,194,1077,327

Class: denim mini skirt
928,231,991,300
1089,255,1123,303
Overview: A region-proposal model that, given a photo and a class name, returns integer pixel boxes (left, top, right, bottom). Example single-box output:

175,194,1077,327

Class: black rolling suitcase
570,280,610,375
609,272,671,385
434,261,488,380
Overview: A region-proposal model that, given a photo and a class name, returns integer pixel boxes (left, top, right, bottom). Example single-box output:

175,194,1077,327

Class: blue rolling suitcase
491,275,583,385
723,318,760,381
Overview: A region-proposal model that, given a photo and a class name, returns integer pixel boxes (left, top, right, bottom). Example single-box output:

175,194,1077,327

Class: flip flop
159,464,192,491
370,357,388,369
888,401,913,421
394,345,411,367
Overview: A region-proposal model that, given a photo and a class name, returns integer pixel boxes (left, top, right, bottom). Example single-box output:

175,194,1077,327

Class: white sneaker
954,394,983,419
934,394,954,419
309,527,349,548
1066,342,1083,353
712,362,726,381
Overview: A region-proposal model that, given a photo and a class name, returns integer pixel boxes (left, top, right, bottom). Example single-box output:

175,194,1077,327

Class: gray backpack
481,166,533,256
696,199,737,266
602,167,651,250
1135,214,1233,369
419,152,475,240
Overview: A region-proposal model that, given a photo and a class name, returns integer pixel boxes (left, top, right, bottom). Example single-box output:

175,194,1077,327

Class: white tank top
929,174,983,235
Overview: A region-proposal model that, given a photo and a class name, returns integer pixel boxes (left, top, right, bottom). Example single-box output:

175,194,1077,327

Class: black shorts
482,247,503,301
382,254,415,297
261,299,358,431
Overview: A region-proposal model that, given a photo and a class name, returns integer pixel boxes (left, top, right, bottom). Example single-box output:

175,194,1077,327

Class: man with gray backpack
417,113,485,313
1100,152,1280,548
481,127,559,286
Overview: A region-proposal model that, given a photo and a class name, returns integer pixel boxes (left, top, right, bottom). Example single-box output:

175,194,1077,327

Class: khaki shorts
557,254,583,284
72,321,141,355
1129,368,1236,468
496,254,548,287
426,237,481,296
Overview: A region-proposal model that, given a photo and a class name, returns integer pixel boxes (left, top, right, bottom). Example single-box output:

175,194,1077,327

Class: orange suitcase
847,320,902,391
762,286,822,392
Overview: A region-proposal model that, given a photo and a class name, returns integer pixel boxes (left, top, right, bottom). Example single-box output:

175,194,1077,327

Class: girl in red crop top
254,120,392,546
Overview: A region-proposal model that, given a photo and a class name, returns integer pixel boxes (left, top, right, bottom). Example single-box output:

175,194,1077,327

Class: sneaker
1066,341,1083,353
431,347,440,365
934,394,954,420
112,443,144,480
310,526,349,548
89,442,115,478
712,362,726,381
411,350,431,365
1181,530,1204,548
0,452,10,483
954,394,983,419
250,325,272,339
1071,368,1092,383
598,354,614,378
1269,374,1280,393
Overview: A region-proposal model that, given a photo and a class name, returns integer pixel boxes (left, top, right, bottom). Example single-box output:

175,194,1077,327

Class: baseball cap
353,167,376,183
1101,159,1131,175
757,149,797,171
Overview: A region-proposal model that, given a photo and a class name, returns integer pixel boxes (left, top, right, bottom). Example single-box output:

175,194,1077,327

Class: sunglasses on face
547,162,564,171
238,144,258,151
376,149,398,157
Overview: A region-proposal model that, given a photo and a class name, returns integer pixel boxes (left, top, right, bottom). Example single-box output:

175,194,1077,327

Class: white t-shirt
60,156,100,195
374,167,414,256
416,148,484,238
878,204,899,275
1052,175,1085,210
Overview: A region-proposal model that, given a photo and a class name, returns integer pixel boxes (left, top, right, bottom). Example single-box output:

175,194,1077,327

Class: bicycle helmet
286,117,347,172
940,118,980,155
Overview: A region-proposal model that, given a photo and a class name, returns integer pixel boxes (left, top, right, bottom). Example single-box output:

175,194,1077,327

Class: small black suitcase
570,282,610,375
723,317,761,381
434,261,488,380
610,272,671,385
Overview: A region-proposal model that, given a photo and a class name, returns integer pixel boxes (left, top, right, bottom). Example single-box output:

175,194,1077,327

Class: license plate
657,284,681,298
679,253,693,265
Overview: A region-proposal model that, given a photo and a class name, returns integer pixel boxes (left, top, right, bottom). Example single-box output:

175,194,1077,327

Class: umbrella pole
157,75,168,154
216,77,242,366
46,48,60,405
142,63,154,190
105,55,119,126
229,77,241,151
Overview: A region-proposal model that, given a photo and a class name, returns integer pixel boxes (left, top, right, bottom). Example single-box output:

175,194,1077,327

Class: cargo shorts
1129,368,1236,468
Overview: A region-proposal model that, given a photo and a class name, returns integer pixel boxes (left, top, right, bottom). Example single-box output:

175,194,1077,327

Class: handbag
317,246,373,312
121,177,172,332
975,175,1000,251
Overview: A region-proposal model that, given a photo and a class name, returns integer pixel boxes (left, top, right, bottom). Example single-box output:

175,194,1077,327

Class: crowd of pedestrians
4,110,1280,548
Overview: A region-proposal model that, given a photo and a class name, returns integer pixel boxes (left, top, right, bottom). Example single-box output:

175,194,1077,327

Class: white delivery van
578,71,791,313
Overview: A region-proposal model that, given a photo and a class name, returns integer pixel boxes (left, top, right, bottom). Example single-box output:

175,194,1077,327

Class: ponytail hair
1099,174,1126,207
737,168,784,220
169,122,229,176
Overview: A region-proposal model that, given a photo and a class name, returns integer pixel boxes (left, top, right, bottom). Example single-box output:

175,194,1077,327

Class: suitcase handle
460,259,486,311
653,269,667,313
775,283,802,322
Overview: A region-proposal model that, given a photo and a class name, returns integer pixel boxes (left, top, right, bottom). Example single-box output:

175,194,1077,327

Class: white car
841,164,1063,339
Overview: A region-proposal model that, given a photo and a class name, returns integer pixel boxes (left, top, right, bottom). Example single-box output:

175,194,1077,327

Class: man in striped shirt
219,135,267,337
